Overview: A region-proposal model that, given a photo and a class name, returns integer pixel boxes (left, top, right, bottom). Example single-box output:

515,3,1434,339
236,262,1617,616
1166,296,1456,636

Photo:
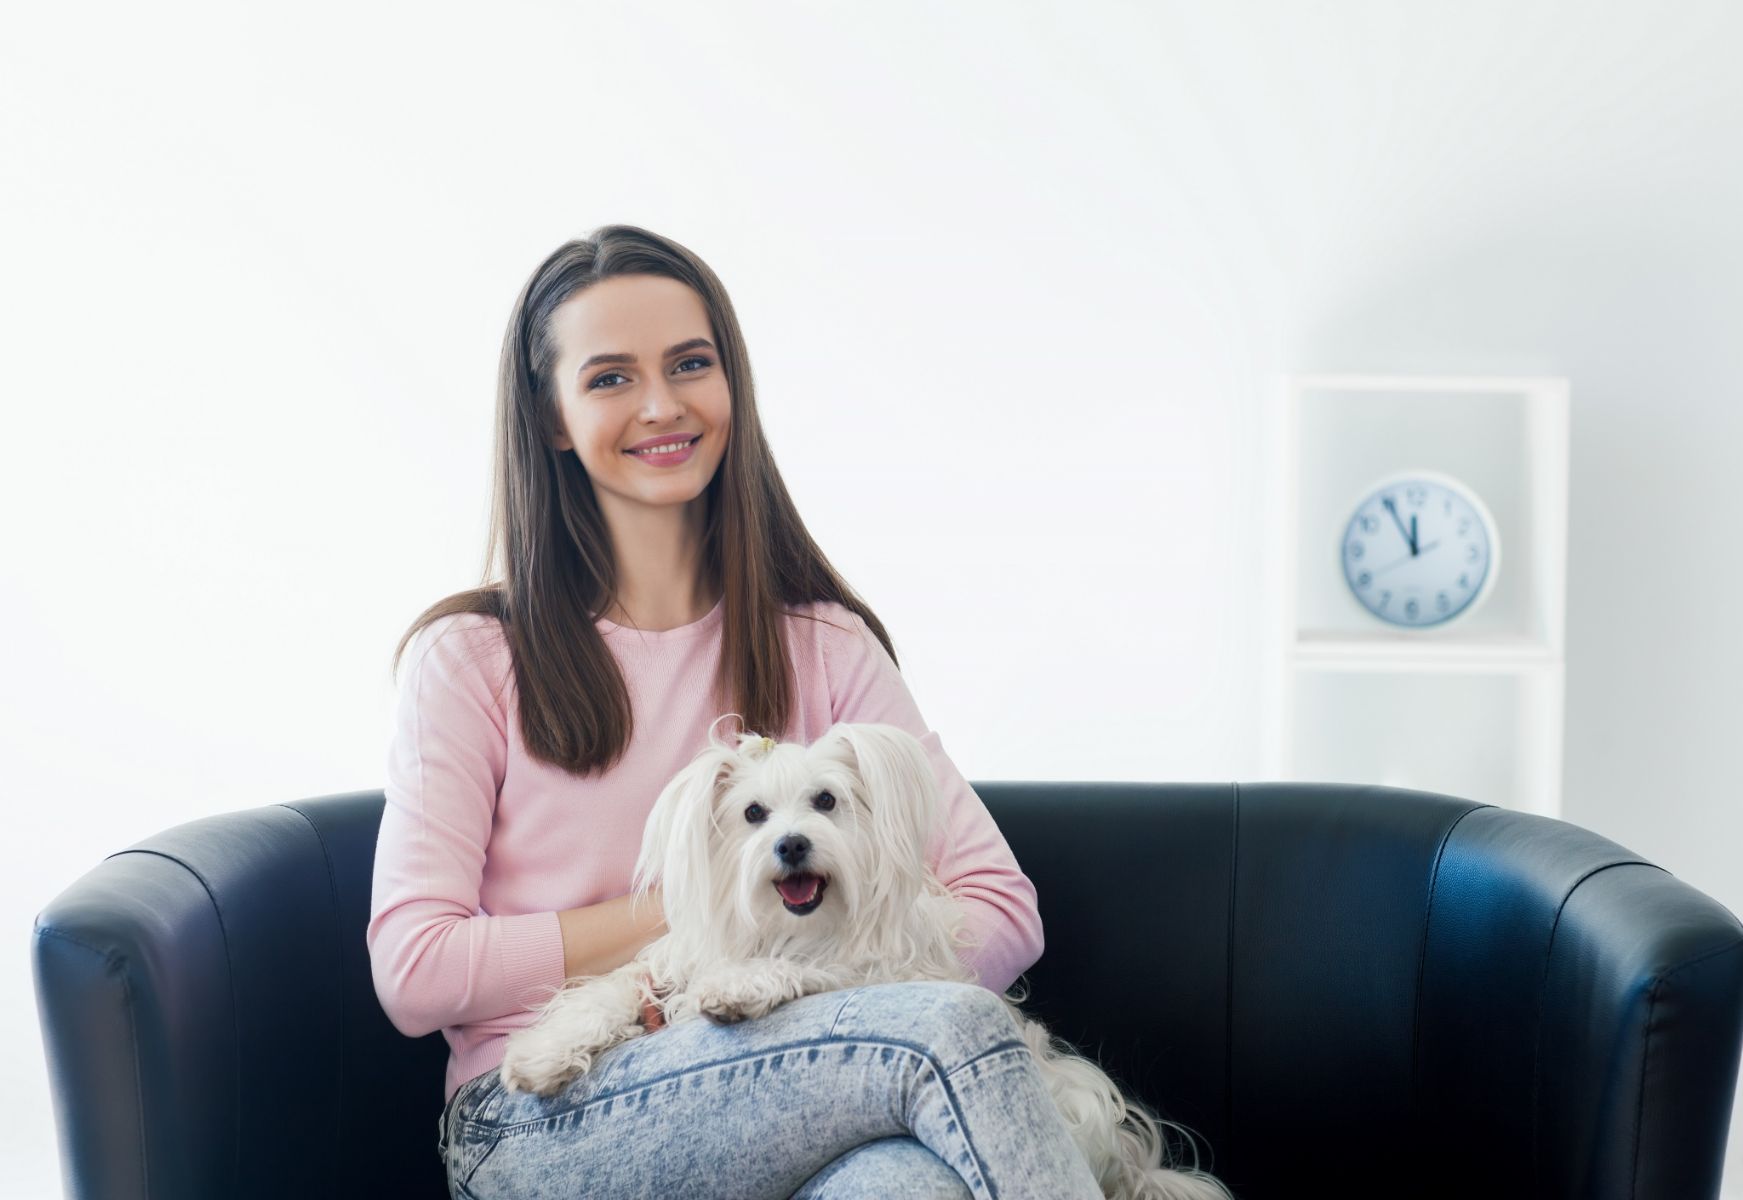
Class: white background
5,0,1740,1194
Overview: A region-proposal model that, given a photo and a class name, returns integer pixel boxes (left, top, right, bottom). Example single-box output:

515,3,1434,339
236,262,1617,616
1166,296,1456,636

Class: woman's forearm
556,888,668,980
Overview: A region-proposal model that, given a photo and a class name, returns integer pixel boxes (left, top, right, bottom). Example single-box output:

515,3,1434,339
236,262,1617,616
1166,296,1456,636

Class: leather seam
281,801,347,1195
120,940,148,1198
107,847,242,1193
1630,936,1743,1199
1224,780,1239,1161
35,928,151,1195
1531,856,1654,1194
1410,802,1490,1136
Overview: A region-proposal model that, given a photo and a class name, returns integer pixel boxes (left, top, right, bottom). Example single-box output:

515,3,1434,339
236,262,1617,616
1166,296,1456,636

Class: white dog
500,719,1234,1200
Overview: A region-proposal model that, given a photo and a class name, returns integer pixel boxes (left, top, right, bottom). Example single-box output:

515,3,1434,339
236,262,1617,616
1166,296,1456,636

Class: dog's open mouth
774,872,828,915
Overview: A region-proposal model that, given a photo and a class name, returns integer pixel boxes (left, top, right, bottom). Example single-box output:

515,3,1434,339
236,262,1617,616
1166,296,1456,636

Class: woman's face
548,274,731,517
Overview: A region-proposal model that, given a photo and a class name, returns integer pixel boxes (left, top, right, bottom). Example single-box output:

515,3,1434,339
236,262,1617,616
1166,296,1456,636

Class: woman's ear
815,722,941,892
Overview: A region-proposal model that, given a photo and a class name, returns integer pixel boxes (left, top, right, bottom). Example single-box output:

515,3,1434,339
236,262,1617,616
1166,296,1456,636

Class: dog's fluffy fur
500,719,1234,1200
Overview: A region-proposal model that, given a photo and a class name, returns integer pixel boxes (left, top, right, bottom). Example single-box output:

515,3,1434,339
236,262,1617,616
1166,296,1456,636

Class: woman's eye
744,803,767,824
587,356,712,391
813,792,835,812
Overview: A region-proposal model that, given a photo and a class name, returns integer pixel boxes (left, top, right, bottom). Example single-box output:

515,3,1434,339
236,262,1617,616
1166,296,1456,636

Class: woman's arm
558,886,669,980
368,614,572,1039
821,608,1046,995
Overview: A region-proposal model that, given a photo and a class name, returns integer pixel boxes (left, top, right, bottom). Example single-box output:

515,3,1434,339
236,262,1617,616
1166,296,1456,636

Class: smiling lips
624,435,700,465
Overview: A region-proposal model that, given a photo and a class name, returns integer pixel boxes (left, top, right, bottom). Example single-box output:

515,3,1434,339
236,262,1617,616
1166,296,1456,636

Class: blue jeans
436,979,1105,1199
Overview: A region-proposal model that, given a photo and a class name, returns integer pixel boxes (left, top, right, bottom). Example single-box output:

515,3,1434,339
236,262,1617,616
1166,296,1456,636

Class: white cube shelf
1270,374,1570,817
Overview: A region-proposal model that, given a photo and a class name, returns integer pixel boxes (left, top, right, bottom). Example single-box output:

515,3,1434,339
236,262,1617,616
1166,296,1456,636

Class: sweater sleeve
822,608,1044,996
366,614,568,1039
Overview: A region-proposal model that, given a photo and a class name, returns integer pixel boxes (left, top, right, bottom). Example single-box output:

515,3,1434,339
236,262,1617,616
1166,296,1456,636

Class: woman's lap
438,978,1079,1200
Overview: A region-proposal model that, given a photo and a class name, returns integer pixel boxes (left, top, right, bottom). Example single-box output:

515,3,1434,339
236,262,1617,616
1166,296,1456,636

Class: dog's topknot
703,713,781,761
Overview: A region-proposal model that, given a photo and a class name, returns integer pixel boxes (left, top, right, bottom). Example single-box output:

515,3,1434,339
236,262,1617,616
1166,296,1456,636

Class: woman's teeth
629,437,697,456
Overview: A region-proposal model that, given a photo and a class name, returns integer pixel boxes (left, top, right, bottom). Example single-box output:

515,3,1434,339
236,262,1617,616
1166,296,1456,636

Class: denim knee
833,980,1020,1075
791,1135,975,1200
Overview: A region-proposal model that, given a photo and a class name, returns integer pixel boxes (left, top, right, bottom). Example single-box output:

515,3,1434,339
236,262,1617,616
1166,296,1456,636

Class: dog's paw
689,961,814,1025
698,995,753,1024
499,1052,580,1098
694,982,768,1025
499,1030,597,1097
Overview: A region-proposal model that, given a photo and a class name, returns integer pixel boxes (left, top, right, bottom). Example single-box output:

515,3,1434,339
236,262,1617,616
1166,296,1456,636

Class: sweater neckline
595,594,725,641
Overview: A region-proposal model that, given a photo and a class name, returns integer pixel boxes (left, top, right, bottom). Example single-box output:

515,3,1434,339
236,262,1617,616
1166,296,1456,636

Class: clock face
1340,473,1498,628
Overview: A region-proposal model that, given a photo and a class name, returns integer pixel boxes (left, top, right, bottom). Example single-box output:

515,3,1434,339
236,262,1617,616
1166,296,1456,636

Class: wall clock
1339,470,1500,629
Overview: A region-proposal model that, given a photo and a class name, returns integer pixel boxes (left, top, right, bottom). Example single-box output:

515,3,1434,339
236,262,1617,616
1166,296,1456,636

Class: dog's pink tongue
777,874,821,904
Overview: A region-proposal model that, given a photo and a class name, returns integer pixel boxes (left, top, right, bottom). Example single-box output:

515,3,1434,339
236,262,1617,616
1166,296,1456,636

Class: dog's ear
631,739,738,923
816,722,941,884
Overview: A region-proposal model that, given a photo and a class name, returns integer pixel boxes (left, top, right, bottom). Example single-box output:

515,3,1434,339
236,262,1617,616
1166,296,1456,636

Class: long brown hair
390,225,897,778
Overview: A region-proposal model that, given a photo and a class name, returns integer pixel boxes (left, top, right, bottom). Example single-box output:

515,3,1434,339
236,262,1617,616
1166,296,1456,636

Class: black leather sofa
32,782,1743,1198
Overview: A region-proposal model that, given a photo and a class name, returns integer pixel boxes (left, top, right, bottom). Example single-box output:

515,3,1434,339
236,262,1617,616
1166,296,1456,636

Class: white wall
4,0,1738,1193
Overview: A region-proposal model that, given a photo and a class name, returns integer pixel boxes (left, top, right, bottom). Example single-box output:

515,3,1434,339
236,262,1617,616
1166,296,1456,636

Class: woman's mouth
774,872,827,915
624,435,700,466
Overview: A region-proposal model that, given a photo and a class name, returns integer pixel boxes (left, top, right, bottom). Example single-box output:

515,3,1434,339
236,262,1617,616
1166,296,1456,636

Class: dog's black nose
774,834,811,866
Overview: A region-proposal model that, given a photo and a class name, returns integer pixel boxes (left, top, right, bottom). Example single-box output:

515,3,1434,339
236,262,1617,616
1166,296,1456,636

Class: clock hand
1372,540,1441,576
1410,514,1418,556
1382,497,1415,554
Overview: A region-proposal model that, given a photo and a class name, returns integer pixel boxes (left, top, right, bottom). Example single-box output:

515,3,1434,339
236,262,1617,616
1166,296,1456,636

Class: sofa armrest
33,803,349,1199
1416,805,1743,1199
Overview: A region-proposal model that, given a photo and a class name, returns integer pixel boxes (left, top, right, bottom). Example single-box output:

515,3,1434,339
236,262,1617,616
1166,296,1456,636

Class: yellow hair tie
760,736,776,754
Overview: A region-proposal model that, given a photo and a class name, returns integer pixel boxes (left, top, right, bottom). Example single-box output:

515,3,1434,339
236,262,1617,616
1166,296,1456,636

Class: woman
367,225,1103,1199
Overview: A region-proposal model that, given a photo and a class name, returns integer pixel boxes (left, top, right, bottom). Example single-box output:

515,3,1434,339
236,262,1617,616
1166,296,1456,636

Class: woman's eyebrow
579,338,716,372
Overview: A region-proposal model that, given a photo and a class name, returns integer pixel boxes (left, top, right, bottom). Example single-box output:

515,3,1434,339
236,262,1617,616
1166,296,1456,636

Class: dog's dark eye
744,803,768,824
813,791,836,812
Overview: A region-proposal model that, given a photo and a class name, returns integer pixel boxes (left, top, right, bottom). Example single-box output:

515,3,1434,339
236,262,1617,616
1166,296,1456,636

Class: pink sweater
367,596,1045,1105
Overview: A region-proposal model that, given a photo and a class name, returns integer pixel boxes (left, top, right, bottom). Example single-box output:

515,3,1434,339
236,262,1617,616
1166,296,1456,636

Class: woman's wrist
557,887,667,980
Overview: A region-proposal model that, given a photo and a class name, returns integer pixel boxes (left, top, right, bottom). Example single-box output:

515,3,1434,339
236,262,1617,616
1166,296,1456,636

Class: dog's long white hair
507,717,1234,1200
630,717,970,991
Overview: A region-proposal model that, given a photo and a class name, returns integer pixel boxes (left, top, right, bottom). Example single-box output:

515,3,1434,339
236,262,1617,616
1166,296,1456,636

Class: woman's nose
638,379,685,420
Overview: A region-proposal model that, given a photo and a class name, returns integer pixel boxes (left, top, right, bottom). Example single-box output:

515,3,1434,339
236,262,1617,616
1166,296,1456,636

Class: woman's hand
636,886,667,1031
638,963,668,1032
